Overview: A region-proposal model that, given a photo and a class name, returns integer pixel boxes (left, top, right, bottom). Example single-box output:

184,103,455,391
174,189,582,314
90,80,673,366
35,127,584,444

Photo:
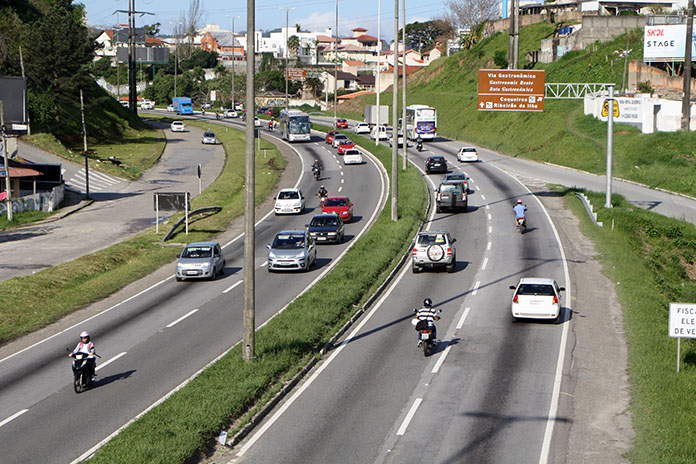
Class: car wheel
512,315,519,323
412,262,420,274
446,255,456,273
176,276,182,282
210,270,216,281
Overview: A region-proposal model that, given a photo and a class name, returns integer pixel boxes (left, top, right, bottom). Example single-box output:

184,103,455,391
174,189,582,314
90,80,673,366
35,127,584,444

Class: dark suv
436,181,467,213
425,155,447,174
306,213,345,244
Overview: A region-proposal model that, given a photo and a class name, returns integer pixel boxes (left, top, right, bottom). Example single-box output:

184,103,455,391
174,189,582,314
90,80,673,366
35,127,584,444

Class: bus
405,105,437,141
280,109,311,142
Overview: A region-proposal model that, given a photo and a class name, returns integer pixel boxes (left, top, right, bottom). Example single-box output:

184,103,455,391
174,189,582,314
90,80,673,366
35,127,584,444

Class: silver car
267,230,316,272
176,241,226,281
201,130,217,144
412,231,456,273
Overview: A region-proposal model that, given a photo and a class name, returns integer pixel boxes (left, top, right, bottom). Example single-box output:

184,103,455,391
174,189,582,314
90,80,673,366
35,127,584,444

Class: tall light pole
169,21,182,98
226,15,240,109
280,7,296,112
681,0,694,131
333,0,339,125
391,0,399,221
401,0,407,171
375,0,381,146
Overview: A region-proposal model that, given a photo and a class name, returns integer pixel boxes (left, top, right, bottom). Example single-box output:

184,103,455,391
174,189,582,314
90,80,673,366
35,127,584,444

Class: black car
257,107,270,114
306,213,344,244
436,181,467,213
425,155,447,174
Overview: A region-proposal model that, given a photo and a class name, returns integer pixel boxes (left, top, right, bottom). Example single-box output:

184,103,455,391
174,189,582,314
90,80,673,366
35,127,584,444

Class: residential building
200,31,245,60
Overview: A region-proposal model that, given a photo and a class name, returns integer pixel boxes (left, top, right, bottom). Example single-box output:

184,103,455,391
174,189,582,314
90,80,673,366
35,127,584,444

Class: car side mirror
451,238,456,243
350,203,354,206
266,244,271,249
305,224,309,228
509,285,516,290
176,254,181,258
559,287,566,292
301,195,305,199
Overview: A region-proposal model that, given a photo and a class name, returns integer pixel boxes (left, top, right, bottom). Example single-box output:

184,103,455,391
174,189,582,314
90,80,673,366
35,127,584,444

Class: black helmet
423,298,432,308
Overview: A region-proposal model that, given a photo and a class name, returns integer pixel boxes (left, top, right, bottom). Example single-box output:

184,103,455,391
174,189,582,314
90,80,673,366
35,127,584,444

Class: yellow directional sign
602,99,620,118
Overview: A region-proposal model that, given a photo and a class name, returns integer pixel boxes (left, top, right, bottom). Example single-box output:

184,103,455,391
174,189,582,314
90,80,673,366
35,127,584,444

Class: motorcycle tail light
513,294,519,303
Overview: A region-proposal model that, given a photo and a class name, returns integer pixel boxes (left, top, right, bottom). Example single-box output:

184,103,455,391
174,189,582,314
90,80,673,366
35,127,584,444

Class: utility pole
333,0,339,125
508,0,519,69
169,21,182,99
243,0,256,362
80,89,90,200
401,0,407,171
376,0,381,147
19,47,30,136
280,7,295,112
226,15,240,109
682,0,694,131
0,101,12,221
116,2,153,113
392,0,399,221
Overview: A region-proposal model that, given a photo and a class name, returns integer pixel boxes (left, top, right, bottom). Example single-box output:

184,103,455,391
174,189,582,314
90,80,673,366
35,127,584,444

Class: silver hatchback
412,231,457,273
267,230,316,272
176,241,226,281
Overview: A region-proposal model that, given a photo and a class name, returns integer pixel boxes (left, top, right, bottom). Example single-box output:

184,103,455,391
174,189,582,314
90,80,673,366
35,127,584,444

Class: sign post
668,302,696,372
478,69,545,112
285,68,307,81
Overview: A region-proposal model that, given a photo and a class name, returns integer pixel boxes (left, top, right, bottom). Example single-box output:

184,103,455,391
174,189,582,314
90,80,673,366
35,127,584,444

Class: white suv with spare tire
411,231,457,273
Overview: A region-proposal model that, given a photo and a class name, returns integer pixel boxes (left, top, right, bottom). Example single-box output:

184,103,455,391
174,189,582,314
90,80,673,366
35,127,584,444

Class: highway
0,117,387,463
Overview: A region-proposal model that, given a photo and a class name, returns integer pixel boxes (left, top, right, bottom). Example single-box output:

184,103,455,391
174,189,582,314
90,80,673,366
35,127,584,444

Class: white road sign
669,303,696,338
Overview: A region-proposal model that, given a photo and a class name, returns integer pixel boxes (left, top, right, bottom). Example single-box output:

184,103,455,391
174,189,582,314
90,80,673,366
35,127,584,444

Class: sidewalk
0,122,225,283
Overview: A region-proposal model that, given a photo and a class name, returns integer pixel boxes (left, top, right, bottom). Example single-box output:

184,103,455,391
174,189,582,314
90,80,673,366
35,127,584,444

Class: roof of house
335,71,359,81
0,165,42,178
353,34,378,42
209,31,242,47
356,74,375,85
343,60,366,66
337,44,370,52
352,27,368,32
337,90,374,100
316,35,338,43
386,64,422,76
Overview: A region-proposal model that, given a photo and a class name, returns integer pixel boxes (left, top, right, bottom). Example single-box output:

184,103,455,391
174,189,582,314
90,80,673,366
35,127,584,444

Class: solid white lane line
481,257,488,270
456,307,471,330
166,310,199,328
97,351,127,370
472,281,481,296
0,409,28,428
431,345,452,374
487,241,492,251
396,398,423,436
223,280,244,294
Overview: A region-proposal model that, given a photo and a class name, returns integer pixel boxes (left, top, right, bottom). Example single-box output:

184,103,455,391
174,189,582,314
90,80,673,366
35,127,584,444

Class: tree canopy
399,20,454,53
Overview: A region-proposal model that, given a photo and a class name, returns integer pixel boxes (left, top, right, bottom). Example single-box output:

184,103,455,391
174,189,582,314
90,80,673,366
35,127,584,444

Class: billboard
644,25,696,62
0,76,28,127
116,47,170,64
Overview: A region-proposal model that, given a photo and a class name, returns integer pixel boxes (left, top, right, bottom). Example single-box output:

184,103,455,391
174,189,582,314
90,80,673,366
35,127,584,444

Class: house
324,71,360,93
342,60,368,75
200,31,245,60
340,27,382,53
423,45,444,63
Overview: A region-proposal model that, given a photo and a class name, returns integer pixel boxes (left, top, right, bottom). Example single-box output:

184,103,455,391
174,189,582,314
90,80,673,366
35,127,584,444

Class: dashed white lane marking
480,194,486,200
338,187,343,192
485,204,490,210
481,257,488,270
0,409,28,429
472,281,481,296
488,213,492,221
487,241,492,251
97,351,127,370
166,310,199,328
397,398,423,436
341,179,344,184
456,307,471,330
223,280,244,294
431,345,452,374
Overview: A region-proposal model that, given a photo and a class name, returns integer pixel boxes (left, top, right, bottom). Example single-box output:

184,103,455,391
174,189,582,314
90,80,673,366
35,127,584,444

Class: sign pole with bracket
605,84,615,208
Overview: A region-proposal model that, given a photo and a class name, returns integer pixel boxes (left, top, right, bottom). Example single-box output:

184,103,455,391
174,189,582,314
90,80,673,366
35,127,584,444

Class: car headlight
328,232,336,235
268,251,277,259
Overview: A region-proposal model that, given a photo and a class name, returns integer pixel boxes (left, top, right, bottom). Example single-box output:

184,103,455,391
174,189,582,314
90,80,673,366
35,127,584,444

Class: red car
335,118,348,129
337,139,356,155
322,196,353,222
326,131,339,144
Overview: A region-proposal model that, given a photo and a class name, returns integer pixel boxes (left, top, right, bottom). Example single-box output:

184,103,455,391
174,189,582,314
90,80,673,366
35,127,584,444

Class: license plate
421,333,430,340
186,270,199,275
317,237,326,240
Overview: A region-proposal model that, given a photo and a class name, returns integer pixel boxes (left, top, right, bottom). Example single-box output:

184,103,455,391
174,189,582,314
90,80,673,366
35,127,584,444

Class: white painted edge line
456,307,471,330
222,280,244,294
97,351,127,371
0,409,29,429
260,261,268,268
396,398,423,436
472,281,481,296
492,164,572,464
431,345,452,374
166,309,199,328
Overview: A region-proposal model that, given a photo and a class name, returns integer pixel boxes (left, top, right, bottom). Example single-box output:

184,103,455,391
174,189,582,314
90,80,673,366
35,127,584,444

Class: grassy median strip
565,189,696,464
0,120,284,343
86,126,428,463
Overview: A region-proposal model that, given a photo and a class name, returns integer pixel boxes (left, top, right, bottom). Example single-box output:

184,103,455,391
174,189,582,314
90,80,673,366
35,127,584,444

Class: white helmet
80,331,90,338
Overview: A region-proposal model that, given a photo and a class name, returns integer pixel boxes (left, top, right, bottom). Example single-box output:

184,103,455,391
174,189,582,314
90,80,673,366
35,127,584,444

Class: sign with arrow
478,69,545,112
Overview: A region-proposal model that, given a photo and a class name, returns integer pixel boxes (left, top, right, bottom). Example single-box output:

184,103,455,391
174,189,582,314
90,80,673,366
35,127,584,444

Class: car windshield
311,217,338,227
277,191,300,200
440,184,459,193
417,234,446,246
516,284,556,296
182,246,213,258
272,234,306,249
324,198,347,207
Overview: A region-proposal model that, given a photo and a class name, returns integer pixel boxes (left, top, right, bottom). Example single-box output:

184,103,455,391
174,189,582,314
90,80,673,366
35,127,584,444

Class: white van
370,125,389,141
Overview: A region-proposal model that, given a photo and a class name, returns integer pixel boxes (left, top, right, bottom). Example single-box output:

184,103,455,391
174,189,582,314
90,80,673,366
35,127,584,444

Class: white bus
280,109,311,142
405,105,437,141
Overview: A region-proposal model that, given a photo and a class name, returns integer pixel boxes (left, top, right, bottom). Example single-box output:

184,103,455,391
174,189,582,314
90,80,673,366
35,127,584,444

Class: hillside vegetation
342,22,696,196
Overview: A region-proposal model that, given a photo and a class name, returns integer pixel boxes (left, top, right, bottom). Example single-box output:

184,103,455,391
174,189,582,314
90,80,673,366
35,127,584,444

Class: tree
181,0,202,59
144,22,161,36
287,35,300,58
399,20,454,53
444,0,498,29
305,77,323,97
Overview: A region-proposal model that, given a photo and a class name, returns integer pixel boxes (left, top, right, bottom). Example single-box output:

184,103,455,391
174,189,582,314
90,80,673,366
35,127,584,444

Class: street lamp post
375,0,381,146
169,21,182,98
280,7,295,112
226,15,240,110
391,0,399,221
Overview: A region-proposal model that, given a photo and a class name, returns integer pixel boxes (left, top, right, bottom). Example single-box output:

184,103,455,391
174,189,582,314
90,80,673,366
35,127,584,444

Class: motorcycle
67,349,100,393
268,121,275,132
317,193,327,207
215,112,221,120
416,141,423,152
515,216,526,234
412,309,441,357
313,167,321,181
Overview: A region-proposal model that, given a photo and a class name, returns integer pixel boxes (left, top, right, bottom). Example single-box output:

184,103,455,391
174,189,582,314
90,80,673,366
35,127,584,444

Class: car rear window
461,148,476,152
516,284,556,296
182,247,212,258
417,234,446,246
440,184,459,192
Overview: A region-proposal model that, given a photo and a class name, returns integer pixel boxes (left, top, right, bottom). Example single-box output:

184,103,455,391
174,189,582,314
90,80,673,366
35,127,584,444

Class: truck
364,105,389,126
172,97,193,115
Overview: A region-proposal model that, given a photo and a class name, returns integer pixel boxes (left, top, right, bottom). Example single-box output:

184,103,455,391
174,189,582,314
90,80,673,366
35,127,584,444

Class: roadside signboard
285,68,307,81
601,99,620,118
644,25,696,62
478,69,545,112
668,302,696,373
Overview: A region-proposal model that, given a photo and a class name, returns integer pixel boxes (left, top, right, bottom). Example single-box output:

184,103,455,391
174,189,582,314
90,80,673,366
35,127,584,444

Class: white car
170,121,185,132
201,130,217,144
509,277,564,322
353,122,371,134
370,125,389,141
223,109,238,118
274,188,305,215
234,103,244,111
140,100,153,110
343,149,363,165
389,131,405,148
457,147,479,162
254,117,261,127
167,104,175,112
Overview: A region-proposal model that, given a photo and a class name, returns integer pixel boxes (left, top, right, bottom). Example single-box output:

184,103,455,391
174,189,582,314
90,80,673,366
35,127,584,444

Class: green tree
305,77,323,97
287,35,300,57
399,20,453,53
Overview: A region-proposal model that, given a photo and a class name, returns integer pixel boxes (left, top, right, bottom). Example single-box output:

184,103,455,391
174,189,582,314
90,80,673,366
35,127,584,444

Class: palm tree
305,77,323,97
287,35,301,58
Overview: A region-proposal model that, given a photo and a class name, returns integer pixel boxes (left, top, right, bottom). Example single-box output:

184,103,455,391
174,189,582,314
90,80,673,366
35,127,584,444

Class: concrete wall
576,15,646,48
485,11,585,35
628,60,696,95
0,184,64,215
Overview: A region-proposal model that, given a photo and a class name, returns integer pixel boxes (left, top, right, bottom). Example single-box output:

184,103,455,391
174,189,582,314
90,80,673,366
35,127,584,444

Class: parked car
370,125,389,141
175,241,226,281
335,118,348,129
425,155,447,174
234,103,244,111
509,277,565,322
120,100,130,108
388,131,405,148
325,130,339,144
267,230,316,272
332,133,349,148
306,213,344,244
201,130,217,144
343,149,364,165
457,146,479,162
337,139,356,155
201,101,213,109
274,188,305,215
353,122,371,134
322,196,353,222
443,172,469,192
223,109,238,118
170,120,185,132
411,231,456,273
436,181,467,213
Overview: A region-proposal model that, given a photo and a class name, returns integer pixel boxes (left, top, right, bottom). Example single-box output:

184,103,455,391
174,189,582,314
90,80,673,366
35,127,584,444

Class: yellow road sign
602,99,620,118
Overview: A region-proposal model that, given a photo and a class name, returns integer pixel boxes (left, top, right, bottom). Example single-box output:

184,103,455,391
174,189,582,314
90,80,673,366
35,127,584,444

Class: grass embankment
86,125,428,463
566,190,696,464
0,119,284,343
340,24,696,196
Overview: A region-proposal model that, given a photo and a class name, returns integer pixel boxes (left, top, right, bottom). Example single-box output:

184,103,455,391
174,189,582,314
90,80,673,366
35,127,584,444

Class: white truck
364,105,389,126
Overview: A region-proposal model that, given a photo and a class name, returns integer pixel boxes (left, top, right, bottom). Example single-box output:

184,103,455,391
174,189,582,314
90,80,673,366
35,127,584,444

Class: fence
0,184,64,216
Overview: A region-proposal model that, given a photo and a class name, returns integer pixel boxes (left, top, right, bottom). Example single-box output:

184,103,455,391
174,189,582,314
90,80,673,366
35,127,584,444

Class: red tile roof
352,27,367,32
354,34,378,42
343,60,366,66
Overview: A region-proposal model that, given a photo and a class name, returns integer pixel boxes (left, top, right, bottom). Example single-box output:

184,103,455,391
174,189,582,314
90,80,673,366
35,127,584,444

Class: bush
493,50,508,68
637,80,654,94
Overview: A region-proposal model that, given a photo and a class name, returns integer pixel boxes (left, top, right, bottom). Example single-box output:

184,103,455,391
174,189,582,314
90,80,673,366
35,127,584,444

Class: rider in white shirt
415,298,440,344
69,331,97,381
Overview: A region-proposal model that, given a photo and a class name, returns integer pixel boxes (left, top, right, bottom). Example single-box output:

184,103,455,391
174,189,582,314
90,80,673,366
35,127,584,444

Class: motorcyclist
317,185,328,203
513,199,527,224
68,331,97,382
416,136,423,152
312,160,322,171
312,161,321,179
414,298,440,346
268,117,275,131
